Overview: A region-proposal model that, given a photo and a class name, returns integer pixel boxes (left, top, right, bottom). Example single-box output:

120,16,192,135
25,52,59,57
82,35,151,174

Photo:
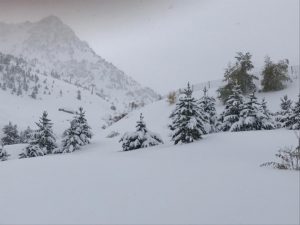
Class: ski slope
0,77,299,224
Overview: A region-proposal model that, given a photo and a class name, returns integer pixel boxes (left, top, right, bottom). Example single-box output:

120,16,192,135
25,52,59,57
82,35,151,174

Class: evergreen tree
261,57,289,92
219,84,244,131
218,52,258,103
20,111,57,158
277,95,293,127
231,93,274,131
0,144,10,161
198,87,218,133
120,113,163,151
258,98,275,130
1,122,20,145
286,95,300,130
19,126,34,143
77,90,81,100
169,83,207,144
61,107,92,153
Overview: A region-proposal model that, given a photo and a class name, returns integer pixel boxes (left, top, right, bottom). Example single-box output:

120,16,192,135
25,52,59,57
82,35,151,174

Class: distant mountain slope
0,16,160,108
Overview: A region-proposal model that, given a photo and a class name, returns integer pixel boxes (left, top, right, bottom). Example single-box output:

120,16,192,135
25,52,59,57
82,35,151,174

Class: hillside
0,16,160,109
0,71,299,224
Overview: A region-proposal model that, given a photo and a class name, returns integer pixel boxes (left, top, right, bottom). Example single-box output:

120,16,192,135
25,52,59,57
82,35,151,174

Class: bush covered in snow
260,146,300,170
120,113,163,151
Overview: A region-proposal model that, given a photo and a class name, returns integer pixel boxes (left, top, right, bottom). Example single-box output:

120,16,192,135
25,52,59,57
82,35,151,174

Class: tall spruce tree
1,122,20,145
61,107,92,153
218,52,258,103
19,111,57,158
219,84,244,131
120,113,163,151
169,83,207,144
261,57,289,92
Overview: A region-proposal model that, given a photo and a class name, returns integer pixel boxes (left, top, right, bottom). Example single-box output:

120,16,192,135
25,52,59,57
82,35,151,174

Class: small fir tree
0,144,10,161
120,113,163,151
19,126,34,143
277,95,293,127
1,122,20,145
198,87,218,133
169,83,207,144
19,111,57,158
286,95,300,130
258,98,275,130
219,84,244,131
61,107,92,153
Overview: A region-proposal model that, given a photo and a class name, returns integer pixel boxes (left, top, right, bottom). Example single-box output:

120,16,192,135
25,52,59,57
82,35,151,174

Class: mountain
0,15,160,109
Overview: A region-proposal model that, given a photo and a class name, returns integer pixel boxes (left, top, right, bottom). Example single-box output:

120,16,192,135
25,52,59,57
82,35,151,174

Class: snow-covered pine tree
61,107,92,153
219,84,244,131
19,126,34,143
198,86,218,133
230,92,260,131
120,113,163,151
0,144,10,161
169,83,207,144
19,111,57,158
1,122,20,145
277,95,293,127
258,98,275,130
231,93,275,131
286,94,300,130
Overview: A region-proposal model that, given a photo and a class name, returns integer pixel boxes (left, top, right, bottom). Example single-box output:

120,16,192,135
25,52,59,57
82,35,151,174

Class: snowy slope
0,130,299,224
0,68,299,224
0,16,160,108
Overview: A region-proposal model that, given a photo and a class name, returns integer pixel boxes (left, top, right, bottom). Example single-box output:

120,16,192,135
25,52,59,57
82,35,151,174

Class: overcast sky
0,0,299,94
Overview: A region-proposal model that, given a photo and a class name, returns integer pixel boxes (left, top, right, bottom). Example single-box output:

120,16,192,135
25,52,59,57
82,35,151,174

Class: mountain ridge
0,15,160,109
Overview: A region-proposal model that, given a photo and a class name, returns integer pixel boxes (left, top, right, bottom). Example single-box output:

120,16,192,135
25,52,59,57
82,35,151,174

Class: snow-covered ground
0,130,299,224
0,76,299,224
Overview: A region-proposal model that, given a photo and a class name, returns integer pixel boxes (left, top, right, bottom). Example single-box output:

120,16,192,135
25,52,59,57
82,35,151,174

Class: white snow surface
0,75,299,224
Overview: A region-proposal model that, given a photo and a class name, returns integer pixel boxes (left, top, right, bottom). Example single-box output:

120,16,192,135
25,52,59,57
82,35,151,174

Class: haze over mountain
0,15,160,108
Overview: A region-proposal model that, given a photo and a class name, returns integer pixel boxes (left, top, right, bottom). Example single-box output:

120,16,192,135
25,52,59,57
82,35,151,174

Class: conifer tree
219,84,244,131
218,52,258,103
261,57,289,92
169,83,207,144
19,111,57,158
259,98,275,130
19,126,34,143
0,144,10,161
1,122,20,145
120,113,163,151
286,95,300,130
198,86,218,133
277,95,293,127
61,107,92,153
